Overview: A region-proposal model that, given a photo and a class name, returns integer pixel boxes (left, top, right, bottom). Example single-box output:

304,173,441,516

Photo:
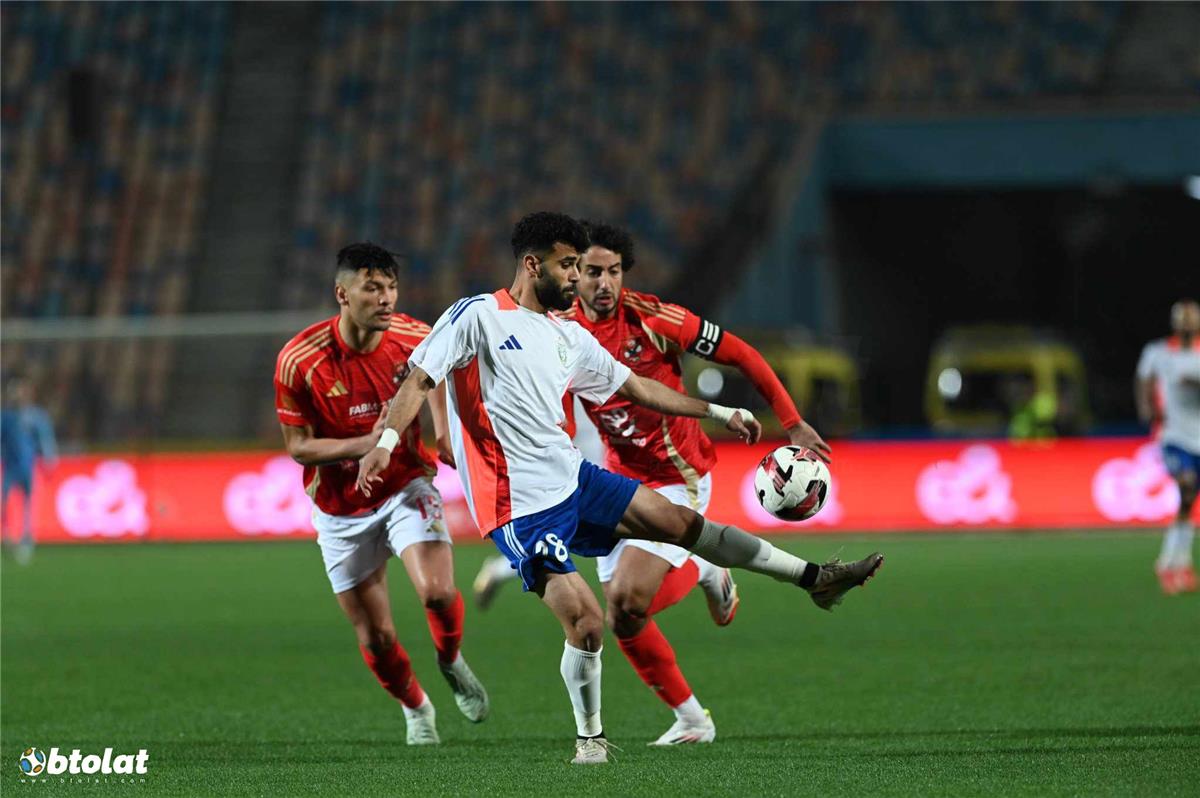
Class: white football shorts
595,472,712,584
312,477,451,593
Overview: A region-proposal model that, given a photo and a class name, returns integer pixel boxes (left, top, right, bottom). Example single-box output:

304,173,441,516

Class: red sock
360,642,425,708
616,620,693,708
425,591,465,665
646,559,699,617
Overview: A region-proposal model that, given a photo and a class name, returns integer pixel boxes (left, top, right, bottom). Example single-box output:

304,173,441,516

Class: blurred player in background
472,220,832,745
1,375,57,565
1136,299,1200,595
274,243,488,745
357,213,882,764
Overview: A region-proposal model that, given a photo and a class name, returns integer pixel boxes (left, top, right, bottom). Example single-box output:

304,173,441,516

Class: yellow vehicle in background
925,326,1090,438
683,332,862,439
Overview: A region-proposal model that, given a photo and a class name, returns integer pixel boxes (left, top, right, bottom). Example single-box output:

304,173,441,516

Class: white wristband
376,427,400,454
706,403,755,427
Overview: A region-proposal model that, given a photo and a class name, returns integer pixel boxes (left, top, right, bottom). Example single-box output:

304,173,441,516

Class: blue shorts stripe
486,461,640,592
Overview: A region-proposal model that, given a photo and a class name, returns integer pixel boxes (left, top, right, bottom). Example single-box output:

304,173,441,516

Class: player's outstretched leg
536,570,612,764
472,555,520,610
471,546,738,622
617,486,883,611
337,566,438,745
604,547,716,745
400,542,490,722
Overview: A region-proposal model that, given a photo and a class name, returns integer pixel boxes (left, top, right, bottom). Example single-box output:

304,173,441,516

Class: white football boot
695,557,739,626
571,736,616,764
438,653,490,722
649,708,716,746
402,698,440,745
472,555,516,611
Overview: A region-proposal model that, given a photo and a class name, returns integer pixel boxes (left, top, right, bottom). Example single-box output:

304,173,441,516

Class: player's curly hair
510,212,589,259
581,220,636,272
336,242,400,279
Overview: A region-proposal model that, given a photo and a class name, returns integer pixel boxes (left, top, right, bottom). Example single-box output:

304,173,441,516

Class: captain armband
687,318,724,360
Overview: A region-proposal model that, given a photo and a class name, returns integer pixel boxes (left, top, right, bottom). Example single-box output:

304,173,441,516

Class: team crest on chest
557,337,569,366
622,336,645,364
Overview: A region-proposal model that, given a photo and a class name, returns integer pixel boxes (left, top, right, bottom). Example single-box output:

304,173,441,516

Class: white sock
401,693,432,720
691,555,717,584
1175,522,1194,569
560,643,603,737
1159,522,1184,570
691,520,810,584
672,694,705,723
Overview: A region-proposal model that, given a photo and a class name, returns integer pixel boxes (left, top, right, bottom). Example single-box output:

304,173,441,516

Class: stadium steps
168,2,319,440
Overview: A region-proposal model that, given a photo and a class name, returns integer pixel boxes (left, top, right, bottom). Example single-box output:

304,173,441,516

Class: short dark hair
336,242,400,280
581,220,636,272
510,212,589,259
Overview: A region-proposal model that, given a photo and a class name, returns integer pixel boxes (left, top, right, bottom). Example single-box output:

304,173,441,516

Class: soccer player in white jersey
358,212,883,764
473,220,833,746
1135,299,1200,594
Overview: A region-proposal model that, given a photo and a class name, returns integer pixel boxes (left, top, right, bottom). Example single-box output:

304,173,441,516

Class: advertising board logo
1092,442,1178,522
916,445,1016,524
55,460,149,538
224,456,314,535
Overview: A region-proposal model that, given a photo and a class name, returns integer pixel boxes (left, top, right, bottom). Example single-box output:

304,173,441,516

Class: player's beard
534,268,575,312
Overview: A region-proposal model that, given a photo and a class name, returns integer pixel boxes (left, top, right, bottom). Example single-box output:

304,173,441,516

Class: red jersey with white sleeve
274,314,437,516
560,289,802,489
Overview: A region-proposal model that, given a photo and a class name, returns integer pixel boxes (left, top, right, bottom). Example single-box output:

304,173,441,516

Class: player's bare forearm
616,373,708,417
427,381,456,467
428,382,449,439
280,424,377,466
384,366,435,434
616,373,762,443
357,366,435,496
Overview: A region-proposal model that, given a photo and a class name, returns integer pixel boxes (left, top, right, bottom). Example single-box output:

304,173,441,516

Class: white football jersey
1137,337,1200,451
410,289,632,533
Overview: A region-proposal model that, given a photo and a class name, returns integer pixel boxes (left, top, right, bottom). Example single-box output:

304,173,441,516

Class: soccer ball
18,748,46,776
754,446,831,521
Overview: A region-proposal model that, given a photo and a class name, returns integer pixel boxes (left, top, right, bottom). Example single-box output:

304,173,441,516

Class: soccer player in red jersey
473,221,831,745
274,243,488,745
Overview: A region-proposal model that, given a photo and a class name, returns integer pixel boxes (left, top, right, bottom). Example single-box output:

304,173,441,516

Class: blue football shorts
1162,444,1200,480
487,460,640,591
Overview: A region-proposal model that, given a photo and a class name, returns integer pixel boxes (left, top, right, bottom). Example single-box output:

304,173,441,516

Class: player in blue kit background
2,375,58,565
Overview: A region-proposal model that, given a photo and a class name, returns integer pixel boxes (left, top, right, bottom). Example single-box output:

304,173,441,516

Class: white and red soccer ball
754,445,831,521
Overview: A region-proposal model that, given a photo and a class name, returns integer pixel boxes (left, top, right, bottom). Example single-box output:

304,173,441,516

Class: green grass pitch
3,533,1198,796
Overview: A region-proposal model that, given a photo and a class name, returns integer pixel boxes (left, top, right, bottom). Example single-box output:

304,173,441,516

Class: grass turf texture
2,532,1197,796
